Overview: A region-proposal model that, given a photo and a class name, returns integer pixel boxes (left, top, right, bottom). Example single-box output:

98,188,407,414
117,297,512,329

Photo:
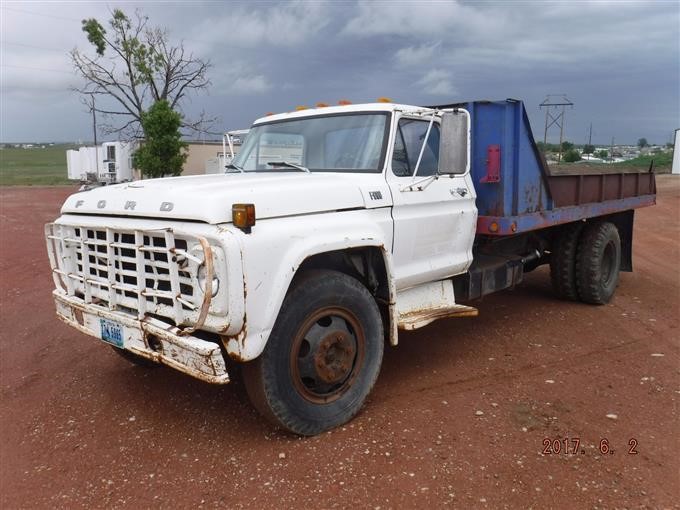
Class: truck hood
60,173,390,224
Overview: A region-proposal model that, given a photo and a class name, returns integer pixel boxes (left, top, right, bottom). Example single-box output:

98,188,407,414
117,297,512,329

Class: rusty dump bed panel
434,99,656,236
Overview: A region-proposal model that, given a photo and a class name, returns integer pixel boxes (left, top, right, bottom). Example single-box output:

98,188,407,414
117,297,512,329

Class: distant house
131,140,242,179
182,141,228,176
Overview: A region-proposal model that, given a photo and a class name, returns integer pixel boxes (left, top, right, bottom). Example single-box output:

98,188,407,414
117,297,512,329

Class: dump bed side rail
430,99,656,236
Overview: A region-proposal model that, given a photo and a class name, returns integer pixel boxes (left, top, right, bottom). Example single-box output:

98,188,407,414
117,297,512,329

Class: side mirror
438,110,469,175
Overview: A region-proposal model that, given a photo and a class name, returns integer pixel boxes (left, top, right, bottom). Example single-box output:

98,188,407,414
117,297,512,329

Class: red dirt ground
1,177,678,509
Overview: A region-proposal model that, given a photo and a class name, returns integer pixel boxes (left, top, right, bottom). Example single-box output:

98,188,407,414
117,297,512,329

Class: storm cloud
1,0,678,145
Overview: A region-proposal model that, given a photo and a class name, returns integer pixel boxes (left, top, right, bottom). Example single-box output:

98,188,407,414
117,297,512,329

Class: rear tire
576,221,621,305
550,222,584,301
242,270,384,436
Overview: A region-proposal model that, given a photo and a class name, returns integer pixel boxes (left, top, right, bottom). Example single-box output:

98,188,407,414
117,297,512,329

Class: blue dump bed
433,99,656,236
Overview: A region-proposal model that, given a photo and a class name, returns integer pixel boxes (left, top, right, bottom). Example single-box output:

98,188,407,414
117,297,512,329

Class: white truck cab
46,102,479,434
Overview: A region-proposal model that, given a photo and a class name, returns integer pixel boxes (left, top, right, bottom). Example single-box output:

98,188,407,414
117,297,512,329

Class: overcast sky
1,0,678,145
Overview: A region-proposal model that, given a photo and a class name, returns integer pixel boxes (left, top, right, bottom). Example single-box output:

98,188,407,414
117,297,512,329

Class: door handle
450,187,468,197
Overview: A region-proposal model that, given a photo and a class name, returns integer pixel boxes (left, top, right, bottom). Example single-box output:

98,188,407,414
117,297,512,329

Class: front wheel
242,270,384,436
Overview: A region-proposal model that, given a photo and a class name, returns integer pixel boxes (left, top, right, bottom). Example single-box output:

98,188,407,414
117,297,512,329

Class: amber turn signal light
232,203,256,232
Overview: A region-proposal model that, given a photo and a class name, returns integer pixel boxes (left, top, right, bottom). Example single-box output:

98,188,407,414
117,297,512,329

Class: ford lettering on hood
60,172,390,224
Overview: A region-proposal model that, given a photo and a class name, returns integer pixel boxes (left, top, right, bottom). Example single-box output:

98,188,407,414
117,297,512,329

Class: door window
391,119,440,177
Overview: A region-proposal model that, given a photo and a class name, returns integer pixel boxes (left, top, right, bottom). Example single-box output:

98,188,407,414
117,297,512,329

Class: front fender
223,208,394,361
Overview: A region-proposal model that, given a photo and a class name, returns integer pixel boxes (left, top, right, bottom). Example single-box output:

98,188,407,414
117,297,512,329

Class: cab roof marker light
315,102,329,108
377,97,393,103
338,99,352,105
295,105,308,111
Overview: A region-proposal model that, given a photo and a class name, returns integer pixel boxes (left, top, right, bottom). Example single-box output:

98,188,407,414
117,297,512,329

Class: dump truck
45,99,656,435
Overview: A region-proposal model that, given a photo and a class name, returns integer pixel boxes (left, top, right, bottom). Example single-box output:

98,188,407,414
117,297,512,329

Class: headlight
197,263,219,297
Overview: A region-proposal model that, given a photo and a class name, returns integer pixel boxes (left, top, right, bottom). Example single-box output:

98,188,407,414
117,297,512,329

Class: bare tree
71,9,214,139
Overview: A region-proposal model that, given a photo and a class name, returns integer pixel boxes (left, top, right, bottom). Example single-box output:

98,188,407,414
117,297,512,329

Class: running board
398,304,478,330
396,279,478,331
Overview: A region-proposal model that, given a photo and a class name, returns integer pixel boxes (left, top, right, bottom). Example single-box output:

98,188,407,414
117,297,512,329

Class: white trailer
66,146,98,181
65,142,136,184
100,141,134,183
66,149,85,180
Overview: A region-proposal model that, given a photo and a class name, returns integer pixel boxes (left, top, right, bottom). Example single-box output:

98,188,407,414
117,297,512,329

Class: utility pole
610,137,615,163
540,94,574,164
92,102,97,147
81,93,98,146
81,93,100,178
587,122,592,160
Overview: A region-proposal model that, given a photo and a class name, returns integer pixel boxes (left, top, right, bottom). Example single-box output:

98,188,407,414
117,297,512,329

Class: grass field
0,143,674,186
611,151,673,170
0,145,77,186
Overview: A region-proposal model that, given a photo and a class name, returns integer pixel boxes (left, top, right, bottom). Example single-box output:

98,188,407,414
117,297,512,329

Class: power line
1,63,73,74
0,5,81,22
1,40,66,53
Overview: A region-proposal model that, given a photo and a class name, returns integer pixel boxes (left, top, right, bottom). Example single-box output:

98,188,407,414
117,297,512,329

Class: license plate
100,318,124,348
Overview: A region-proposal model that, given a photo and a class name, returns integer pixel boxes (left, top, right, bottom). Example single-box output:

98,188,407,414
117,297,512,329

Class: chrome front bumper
54,291,229,384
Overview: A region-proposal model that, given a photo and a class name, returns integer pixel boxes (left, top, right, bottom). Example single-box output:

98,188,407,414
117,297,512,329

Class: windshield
231,113,389,173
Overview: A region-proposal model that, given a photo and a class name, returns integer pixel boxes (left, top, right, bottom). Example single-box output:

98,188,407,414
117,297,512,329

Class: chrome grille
46,224,211,327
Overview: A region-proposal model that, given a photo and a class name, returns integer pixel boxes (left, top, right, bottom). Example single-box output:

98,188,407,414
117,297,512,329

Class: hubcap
290,307,364,403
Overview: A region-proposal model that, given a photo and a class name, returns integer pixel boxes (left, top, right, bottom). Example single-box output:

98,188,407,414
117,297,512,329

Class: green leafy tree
537,141,560,153
562,149,581,163
597,149,609,159
637,138,648,148
132,100,188,178
583,144,595,154
561,141,574,152
72,9,212,138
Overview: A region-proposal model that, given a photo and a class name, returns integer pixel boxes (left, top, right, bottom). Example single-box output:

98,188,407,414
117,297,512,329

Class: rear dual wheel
550,220,621,305
576,222,621,304
550,222,584,301
242,270,384,436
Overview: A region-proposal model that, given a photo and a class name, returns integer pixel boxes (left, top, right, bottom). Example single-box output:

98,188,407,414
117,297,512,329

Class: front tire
242,270,384,436
576,221,621,304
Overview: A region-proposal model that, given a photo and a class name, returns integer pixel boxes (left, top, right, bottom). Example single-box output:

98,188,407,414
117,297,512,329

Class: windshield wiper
225,162,244,173
267,161,310,173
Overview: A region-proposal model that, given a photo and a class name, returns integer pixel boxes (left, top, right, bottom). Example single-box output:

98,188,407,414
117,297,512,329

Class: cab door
386,114,477,290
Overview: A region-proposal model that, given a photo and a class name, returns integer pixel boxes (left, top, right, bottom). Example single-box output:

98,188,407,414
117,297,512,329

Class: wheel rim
290,307,365,404
601,241,616,286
